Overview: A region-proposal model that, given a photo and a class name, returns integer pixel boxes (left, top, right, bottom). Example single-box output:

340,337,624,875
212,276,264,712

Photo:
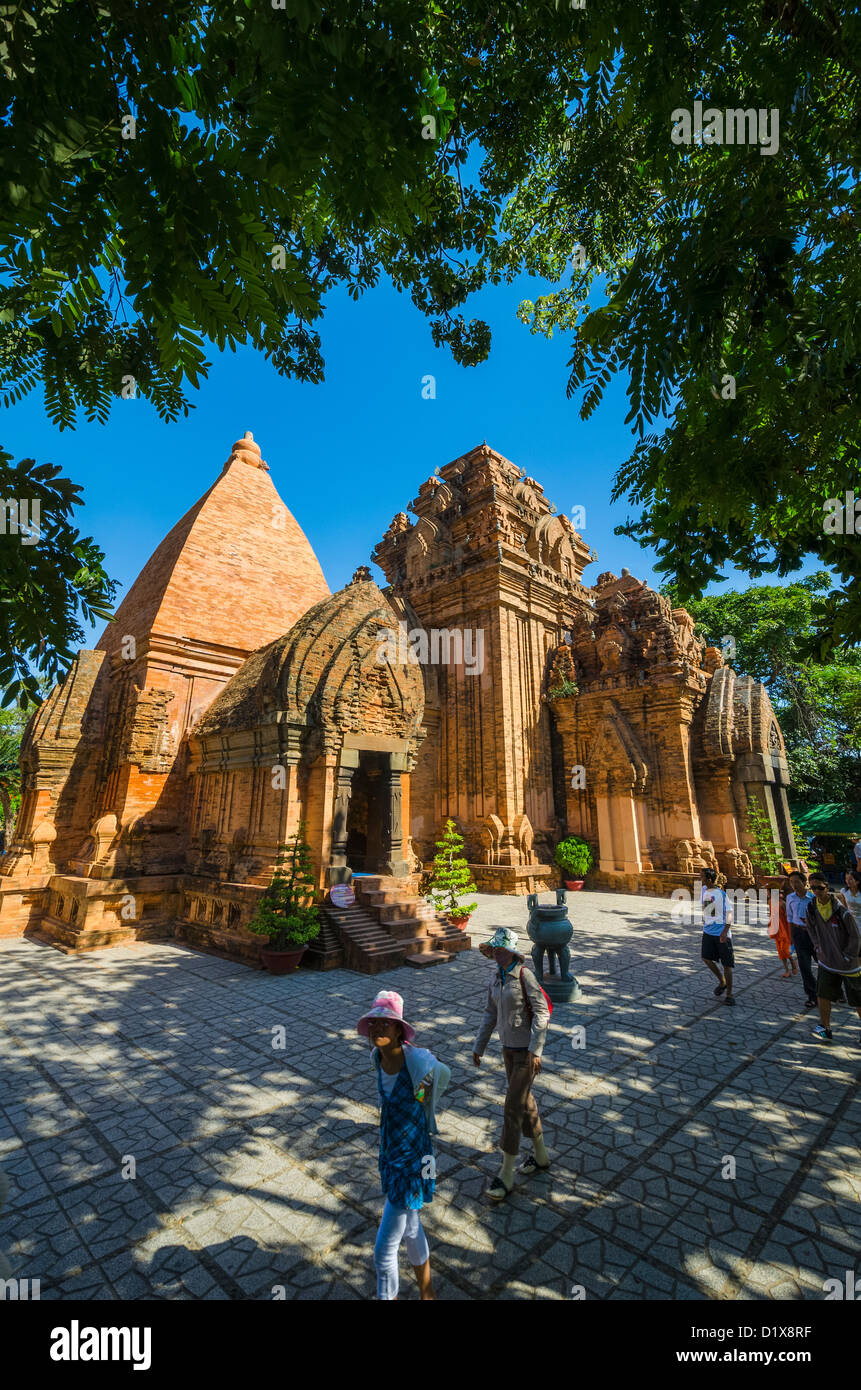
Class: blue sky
4,266,820,645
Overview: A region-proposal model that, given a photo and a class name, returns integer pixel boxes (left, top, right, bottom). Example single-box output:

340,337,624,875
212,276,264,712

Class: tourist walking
473,927,551,1201
768,876,798,980
358,989,450,1300
787,870,817,1009
838,868,861,921
700,868,735,1005
805,873,861,1043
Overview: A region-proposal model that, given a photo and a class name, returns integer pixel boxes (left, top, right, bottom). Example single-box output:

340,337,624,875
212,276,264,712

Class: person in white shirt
700,868,736,1006
786,870,817,1008
838,868,861,923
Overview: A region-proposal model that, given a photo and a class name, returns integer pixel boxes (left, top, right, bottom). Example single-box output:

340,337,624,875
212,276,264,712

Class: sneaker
518,1153,551,1176
487,1176,513,1202
811,1025,833,1042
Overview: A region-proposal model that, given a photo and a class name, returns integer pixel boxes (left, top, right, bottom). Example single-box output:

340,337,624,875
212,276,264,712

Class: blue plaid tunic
376,1059,435,1210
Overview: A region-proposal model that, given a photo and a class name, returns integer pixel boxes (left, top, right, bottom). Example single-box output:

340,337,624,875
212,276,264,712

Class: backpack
519,968,553,1019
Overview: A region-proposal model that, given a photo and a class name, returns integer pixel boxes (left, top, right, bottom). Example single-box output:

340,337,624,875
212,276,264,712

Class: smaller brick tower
0,432,329,944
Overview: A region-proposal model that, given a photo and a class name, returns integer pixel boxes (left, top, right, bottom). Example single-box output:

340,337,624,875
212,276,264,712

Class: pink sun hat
357,989,416,1044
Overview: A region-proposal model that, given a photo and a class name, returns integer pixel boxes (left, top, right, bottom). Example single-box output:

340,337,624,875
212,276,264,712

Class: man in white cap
472,927,551,1201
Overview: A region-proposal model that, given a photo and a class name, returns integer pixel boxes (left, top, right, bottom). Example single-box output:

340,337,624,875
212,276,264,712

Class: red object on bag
520,969,553,1018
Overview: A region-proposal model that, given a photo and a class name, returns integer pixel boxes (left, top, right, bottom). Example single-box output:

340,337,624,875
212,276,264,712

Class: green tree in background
745,795,782,876
0,722,21,842
0,679,51,837
0,448,116,706
666,574,861,804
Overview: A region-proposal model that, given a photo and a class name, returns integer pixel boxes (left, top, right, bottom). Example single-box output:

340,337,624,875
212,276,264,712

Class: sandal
713,982,727,997
724,995,736,1006
487,1177,513,1202
518,1154,551,1176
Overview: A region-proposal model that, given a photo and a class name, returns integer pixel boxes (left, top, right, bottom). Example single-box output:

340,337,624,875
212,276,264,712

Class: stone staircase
302,909,345,971
321,875,471,975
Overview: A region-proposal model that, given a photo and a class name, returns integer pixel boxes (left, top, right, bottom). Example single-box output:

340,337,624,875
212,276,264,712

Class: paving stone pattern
1,891,859,1301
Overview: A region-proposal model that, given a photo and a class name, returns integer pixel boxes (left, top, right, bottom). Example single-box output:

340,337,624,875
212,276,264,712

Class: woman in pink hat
357,989,450,1301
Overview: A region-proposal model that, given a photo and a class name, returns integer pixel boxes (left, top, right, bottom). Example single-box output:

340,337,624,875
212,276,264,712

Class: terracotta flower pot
564,880,584,891
448,914,471,929
260,945,307,974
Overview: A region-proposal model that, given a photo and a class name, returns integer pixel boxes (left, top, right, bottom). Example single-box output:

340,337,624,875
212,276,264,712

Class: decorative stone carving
596,621,628,674
511,814,535,865
481,814,505,865
719,848,754,886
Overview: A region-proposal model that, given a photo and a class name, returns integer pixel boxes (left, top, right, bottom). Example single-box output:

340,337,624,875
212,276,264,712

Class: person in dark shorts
700,867,735,1005
805,872,861,1043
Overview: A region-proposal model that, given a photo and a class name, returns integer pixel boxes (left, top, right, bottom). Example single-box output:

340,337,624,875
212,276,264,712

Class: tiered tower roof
97,432,329,659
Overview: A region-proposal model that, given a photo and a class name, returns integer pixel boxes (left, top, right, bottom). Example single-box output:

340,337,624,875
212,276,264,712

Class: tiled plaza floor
1,890,859,1300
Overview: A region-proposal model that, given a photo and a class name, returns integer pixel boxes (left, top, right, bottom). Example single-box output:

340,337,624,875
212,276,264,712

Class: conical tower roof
96,432,330,658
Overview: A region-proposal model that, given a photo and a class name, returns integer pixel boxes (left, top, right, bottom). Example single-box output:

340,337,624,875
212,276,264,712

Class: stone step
322,885,461,975
38,915,140,952
385,919,427,940
378,904,441,927
405,951,454,968
365,889,408,906
401,933,452,956
352,875,392,893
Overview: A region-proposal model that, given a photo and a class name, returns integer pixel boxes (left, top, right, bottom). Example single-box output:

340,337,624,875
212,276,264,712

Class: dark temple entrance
345,751,388,874
329,744,409,885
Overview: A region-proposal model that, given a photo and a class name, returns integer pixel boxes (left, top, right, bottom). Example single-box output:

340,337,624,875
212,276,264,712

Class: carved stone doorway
345,751,388,874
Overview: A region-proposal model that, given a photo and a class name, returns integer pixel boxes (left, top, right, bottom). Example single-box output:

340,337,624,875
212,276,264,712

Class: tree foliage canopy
0,448,116,706
2,0,858,666
669,574,861,803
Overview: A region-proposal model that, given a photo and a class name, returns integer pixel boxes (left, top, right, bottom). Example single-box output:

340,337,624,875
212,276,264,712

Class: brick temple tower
0,432,329,943
372,442,593,891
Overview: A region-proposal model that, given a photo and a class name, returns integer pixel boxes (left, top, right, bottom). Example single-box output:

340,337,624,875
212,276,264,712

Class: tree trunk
0,786,16,845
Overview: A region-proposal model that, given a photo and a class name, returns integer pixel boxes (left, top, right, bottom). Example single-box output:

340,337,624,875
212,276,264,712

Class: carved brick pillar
596,774,643,875
382,756,410,879
327,749,358,886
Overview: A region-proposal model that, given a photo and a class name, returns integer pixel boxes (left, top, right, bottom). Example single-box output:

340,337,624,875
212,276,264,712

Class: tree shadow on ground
0,912,857,1301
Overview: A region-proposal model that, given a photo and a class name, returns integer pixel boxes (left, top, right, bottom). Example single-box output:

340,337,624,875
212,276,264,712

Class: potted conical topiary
428,817,478,927
554,835,594,890
248,823,321,973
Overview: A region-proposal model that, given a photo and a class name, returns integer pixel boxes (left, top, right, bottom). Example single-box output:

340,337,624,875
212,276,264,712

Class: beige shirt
473,959,550,1058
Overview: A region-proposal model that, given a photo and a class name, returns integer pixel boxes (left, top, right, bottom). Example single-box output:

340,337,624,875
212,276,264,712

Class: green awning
789,803,861,836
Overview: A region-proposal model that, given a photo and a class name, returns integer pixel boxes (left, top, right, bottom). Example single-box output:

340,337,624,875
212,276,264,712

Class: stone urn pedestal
526,890,581,1005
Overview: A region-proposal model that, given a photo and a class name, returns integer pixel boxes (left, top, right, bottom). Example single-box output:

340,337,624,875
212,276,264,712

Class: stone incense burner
526,889,581,1004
